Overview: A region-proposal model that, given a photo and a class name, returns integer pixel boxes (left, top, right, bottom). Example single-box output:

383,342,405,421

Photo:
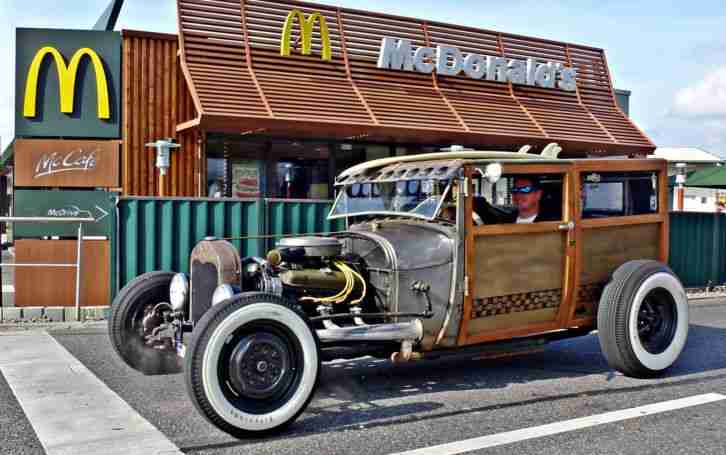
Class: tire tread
184,293,320,438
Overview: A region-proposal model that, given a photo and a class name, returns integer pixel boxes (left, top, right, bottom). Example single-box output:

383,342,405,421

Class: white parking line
0,331,182,455
392,393,726,455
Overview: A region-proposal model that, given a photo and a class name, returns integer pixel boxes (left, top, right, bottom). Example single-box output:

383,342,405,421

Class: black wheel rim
636,287,678,355
217,320,304,415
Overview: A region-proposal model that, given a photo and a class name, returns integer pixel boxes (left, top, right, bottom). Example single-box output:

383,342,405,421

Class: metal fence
669,212,726,288
115,197,344,294
115,199,723,295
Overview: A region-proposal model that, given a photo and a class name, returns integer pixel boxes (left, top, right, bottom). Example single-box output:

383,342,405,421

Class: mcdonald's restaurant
4,0,650,314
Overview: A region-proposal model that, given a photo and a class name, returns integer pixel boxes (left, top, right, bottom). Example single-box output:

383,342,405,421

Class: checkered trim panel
472,289,562,318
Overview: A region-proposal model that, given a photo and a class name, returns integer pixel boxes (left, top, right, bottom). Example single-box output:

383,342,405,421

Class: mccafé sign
377,38,578,92
33,148,98,179
15,139,119,188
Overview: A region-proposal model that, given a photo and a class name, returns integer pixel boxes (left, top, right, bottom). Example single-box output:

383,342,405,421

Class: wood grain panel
174,0,655,155
580,223,660,285
15,240,110,307
15,139,119,188
467,308,558,334
122,30,199,196
472,232,565,299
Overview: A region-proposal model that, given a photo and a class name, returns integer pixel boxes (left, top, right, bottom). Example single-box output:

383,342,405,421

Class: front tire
185,293,320,438
597,260,689,378
108,271,182,375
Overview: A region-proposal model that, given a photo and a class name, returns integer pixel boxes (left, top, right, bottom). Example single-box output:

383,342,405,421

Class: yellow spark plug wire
300,260,354,304
346,264,367,305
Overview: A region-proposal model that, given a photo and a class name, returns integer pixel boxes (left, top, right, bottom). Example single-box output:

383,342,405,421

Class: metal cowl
277,236,342,257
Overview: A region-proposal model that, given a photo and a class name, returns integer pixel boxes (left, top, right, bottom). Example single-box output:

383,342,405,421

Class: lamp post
146,138,180,197
674,162,687,212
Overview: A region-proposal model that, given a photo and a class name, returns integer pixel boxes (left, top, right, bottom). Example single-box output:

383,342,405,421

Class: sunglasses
511,185,538,194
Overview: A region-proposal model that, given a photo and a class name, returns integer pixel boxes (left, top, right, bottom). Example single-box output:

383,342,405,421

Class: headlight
212,284,236,306
169,273,189,311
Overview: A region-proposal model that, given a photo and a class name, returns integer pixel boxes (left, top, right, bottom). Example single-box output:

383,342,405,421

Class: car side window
581,172,658,218
472,174,564,224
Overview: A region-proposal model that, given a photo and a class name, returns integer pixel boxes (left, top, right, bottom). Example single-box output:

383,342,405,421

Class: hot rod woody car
109,145,689,437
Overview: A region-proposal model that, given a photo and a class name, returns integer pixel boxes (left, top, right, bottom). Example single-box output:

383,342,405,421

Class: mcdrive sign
377,37,578,92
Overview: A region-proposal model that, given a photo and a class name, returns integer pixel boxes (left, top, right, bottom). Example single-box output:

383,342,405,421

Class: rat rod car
109,145,688,438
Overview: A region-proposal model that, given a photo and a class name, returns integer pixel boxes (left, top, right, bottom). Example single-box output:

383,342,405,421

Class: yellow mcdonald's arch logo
23,46,110,120
280,9,332,61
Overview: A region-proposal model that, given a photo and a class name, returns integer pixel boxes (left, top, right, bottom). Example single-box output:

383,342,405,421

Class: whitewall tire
185,293,320,438
597,260,689,378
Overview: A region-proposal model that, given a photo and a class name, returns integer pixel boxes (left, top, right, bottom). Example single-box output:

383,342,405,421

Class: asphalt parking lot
2,299,726,455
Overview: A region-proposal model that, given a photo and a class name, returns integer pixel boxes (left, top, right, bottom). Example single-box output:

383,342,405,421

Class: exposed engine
242,236,380,322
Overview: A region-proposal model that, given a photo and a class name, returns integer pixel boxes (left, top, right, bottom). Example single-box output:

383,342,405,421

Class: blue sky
2,0,726,156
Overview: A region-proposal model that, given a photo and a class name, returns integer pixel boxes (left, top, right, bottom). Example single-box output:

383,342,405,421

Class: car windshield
329,179,453,220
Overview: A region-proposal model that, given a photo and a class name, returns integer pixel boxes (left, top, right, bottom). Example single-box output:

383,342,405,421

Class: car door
457,163,576,346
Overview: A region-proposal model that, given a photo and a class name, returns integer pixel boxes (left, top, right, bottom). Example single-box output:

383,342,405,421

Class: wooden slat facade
175,0,655,155
122,30,200,196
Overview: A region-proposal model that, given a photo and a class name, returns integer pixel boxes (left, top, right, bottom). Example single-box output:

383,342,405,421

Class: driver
508,176,554,223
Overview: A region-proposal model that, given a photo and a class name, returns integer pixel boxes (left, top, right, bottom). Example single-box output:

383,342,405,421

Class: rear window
581,172,658,218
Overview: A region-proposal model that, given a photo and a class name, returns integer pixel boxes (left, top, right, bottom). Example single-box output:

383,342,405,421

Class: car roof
336,150,567,183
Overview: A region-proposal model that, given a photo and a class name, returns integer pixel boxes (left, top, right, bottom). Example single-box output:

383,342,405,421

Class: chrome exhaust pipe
317,319,424,343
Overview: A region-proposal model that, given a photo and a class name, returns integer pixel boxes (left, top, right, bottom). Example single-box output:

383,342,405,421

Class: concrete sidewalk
0,329,183,455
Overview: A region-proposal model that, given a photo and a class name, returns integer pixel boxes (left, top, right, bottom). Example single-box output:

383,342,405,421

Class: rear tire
185,293,320,438
597,260,689,378
108,271,182,375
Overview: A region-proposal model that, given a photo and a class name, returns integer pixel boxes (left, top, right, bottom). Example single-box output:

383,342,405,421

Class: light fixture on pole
146,138,180,176
674,162,687,211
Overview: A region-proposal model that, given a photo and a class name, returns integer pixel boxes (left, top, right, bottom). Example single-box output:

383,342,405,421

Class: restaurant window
266,142,331,199
580,172,658,218
207,158,226,198
206,138,333,200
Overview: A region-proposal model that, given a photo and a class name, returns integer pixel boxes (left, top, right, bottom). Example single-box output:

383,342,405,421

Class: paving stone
22,307,43,322
82,306,110,321
44,307,65,322
1,307,22,322
64,307,79,322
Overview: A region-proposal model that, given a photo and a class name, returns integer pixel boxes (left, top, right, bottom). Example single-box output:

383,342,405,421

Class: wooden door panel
459,163,575,346
472,232,565,298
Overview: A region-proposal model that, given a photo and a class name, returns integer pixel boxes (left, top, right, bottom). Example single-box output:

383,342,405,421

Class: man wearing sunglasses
509,176,554,223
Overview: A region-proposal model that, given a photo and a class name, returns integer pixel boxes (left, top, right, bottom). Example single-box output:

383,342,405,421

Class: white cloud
672,66,726,118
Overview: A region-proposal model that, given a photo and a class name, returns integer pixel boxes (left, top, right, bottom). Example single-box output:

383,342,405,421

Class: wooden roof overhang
176,0,656,155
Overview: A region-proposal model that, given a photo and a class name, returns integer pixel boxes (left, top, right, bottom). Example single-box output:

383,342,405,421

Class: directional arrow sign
15,190,116,238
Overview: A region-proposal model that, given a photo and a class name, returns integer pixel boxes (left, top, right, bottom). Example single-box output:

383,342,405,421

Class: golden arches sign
280,9,332,61
23,46,110,120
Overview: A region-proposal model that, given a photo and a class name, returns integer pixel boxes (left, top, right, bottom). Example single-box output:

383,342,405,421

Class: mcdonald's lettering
23,46,111,119
280,9,332,61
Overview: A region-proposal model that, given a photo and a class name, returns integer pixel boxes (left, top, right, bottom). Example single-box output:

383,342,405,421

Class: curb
688,295,726,304
0,320,109,333
0,306,110,323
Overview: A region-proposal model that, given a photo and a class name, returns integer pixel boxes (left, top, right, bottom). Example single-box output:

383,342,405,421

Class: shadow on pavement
181,323,726,452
